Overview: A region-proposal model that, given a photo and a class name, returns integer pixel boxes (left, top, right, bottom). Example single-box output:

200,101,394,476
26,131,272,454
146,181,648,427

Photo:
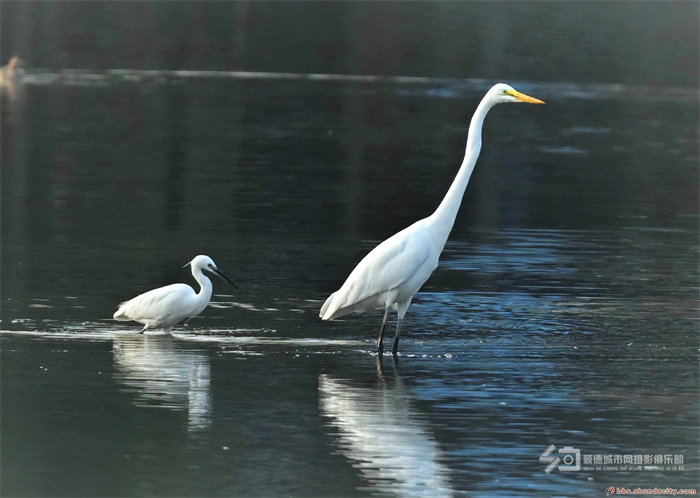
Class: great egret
114,255,236,333
319,83,544,355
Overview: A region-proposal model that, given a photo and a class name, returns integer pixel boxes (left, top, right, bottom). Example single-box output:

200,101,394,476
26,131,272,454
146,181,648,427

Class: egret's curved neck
427,95,496,249
192,267,213,303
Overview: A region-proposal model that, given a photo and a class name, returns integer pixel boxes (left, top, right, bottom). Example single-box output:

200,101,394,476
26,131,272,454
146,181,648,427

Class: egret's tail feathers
319,292,337,320
320,291,374,321
113,304,129,321
320,291,356,321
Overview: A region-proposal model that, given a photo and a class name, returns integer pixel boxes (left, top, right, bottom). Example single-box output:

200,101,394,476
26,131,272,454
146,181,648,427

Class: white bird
114,255,236,333
320,83,544,355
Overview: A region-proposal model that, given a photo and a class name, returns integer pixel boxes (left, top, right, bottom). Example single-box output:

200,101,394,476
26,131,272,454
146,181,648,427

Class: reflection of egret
319,369,453,497
320,84,544,355
112,335,212,430
114,255,236,333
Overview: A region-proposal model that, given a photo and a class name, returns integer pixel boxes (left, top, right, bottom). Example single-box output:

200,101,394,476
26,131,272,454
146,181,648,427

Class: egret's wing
115,284,194,322
348,237,430,301
322,225,433,319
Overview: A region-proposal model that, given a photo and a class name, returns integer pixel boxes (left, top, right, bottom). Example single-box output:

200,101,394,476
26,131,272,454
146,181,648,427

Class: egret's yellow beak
506,90,545,104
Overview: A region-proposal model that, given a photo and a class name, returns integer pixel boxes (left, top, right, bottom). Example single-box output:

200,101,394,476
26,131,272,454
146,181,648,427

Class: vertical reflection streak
112,335,211,431
319,365,453,497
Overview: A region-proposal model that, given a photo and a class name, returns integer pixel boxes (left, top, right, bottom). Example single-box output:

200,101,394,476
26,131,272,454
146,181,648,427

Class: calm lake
1,2,699,497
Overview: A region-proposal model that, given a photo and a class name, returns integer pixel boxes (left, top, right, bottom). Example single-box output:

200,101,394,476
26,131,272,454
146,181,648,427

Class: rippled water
1,68,698,497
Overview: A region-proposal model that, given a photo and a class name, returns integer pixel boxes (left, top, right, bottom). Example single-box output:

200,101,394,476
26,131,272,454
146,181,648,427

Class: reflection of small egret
320,84,544,355
113,335,211,430
319,369,453,497
114,255,237,333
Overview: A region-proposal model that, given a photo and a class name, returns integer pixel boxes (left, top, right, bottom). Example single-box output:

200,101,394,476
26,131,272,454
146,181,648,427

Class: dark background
2,1,698,87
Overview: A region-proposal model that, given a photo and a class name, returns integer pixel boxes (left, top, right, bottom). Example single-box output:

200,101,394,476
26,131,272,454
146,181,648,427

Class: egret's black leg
377,308,389,355
391,316,403,356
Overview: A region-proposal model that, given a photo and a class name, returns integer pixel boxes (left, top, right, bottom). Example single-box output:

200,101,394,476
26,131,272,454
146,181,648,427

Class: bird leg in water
391,317,403,356
376,308,389,354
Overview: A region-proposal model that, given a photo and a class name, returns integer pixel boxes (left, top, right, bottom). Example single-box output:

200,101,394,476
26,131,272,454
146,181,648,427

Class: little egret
320,83,544,355
114,255,236,333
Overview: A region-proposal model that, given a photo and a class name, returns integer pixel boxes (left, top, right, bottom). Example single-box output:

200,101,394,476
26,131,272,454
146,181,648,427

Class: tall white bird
320,83,544,355
114,255,236,333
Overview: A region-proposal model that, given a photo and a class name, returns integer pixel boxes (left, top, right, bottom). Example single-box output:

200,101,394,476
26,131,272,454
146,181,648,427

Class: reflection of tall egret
113,255,236,333
319,370,453,497
320,84,544,355
112,335,212,430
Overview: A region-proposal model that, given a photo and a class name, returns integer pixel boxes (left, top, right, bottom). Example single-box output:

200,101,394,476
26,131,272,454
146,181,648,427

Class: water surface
1,70,698,496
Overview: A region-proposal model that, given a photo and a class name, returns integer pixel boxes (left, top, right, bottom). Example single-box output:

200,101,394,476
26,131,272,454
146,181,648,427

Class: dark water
1,4,699,496
2,71,697,498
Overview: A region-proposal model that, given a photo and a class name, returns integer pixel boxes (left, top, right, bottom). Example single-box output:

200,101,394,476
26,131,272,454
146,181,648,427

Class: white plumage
320,83,545,355
114,255,236,333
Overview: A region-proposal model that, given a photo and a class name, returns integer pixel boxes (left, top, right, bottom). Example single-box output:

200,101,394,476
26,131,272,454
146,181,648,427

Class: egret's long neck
193,268,213,305
427,96,496,249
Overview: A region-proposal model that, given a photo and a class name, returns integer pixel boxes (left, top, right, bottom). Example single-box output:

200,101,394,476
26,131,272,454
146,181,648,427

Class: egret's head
489,83,545,105
187,255,217,272
186,255,237,288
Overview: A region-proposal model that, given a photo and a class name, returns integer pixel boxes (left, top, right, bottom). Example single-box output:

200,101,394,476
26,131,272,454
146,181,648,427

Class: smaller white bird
114,255,236,333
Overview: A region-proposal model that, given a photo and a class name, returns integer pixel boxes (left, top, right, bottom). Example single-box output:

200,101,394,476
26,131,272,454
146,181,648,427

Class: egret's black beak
211,268,238,289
